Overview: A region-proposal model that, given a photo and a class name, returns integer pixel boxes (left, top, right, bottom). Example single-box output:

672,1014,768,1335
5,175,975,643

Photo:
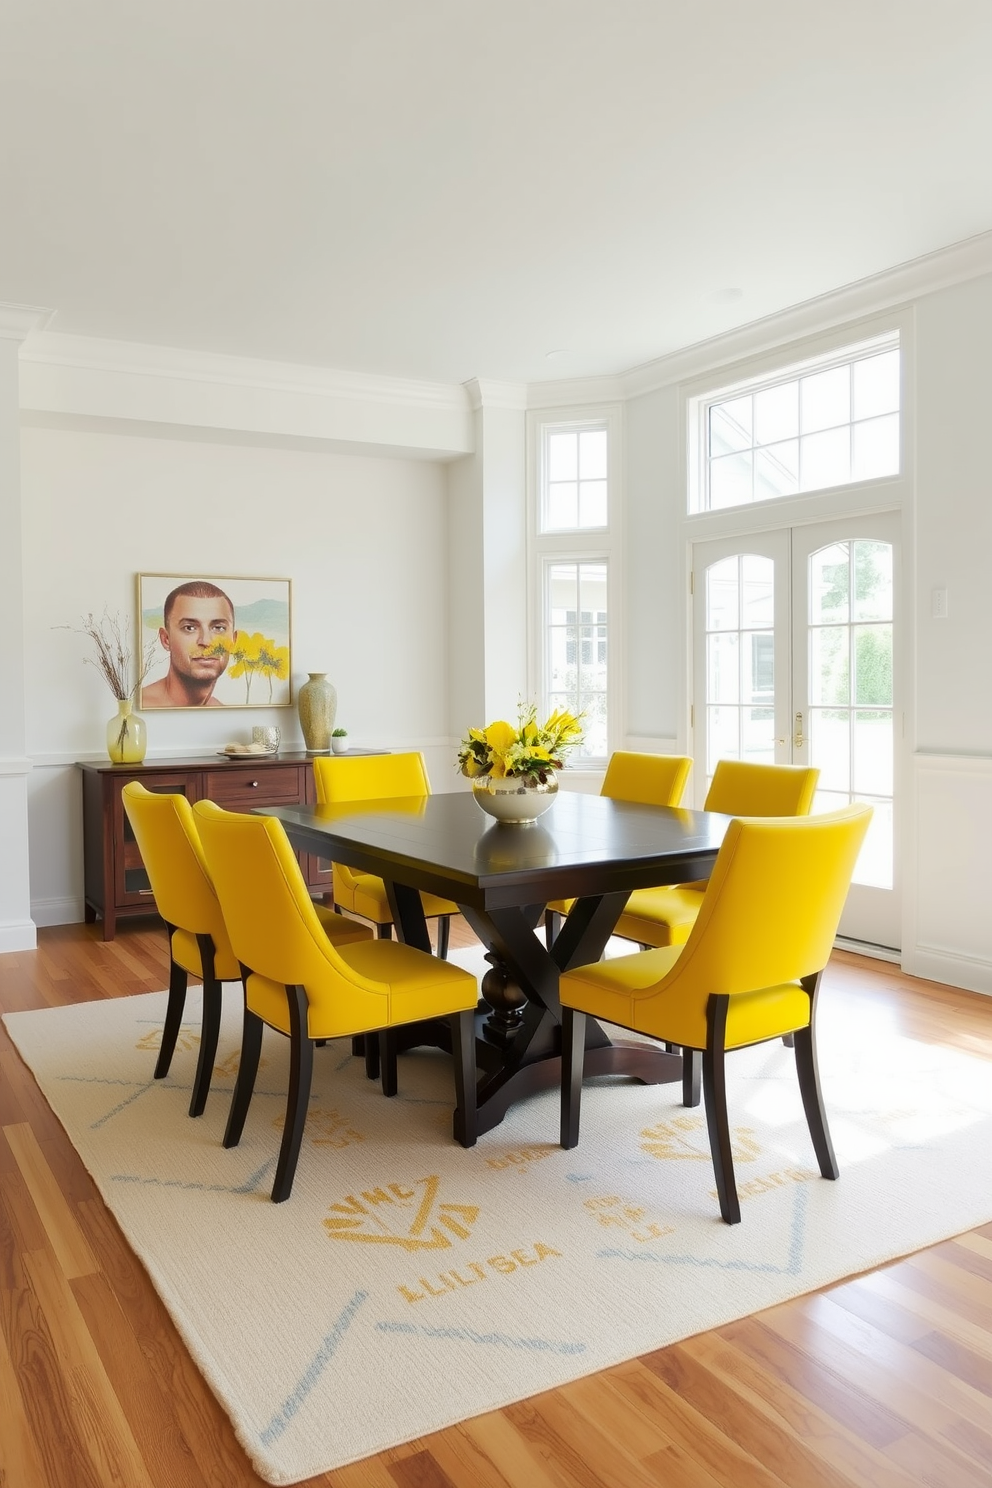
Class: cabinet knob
249,779,259,788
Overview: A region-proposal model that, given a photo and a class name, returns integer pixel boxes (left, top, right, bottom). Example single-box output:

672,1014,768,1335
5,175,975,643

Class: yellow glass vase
107,699,147,764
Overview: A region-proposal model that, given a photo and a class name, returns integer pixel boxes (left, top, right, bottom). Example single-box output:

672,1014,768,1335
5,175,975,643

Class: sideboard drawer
205,764,304,807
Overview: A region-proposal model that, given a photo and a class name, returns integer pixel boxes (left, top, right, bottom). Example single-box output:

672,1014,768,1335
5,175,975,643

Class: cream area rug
6,944,992,1486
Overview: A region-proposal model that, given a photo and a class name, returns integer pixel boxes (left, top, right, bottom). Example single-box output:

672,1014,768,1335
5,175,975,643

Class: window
542,426,608,532
690,334,900,513
530,409,620,764
548,565,608,758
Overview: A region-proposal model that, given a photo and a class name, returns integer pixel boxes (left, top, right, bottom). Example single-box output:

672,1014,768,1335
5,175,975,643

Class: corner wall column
0,304,50,952
446,380,528,736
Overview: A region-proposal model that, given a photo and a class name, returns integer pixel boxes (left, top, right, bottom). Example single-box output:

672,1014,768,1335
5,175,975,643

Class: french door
692,512,899,950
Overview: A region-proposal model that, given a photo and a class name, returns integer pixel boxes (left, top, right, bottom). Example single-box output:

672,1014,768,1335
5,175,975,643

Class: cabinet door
113,773,201,907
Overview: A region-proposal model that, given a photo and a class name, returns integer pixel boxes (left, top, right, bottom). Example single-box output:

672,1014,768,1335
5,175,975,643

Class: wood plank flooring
2,920,992,1488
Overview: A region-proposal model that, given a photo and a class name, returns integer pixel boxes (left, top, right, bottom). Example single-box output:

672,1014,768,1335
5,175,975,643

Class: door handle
793,712,805,749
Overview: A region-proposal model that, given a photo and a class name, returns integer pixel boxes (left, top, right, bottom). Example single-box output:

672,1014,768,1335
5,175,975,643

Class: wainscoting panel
904,753,992,996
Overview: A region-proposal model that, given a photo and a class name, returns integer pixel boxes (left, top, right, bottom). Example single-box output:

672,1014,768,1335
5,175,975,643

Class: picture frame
137,574,293,710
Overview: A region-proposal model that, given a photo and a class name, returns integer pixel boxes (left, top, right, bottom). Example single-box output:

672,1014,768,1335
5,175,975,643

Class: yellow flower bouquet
457,703,584,785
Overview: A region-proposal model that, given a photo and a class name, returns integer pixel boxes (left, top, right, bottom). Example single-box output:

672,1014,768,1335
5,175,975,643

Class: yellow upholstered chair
612,760,820,951
544,751,693,946
559,804,872,1223
121,782,372,1118
313,752,459,958
194,801,479,1202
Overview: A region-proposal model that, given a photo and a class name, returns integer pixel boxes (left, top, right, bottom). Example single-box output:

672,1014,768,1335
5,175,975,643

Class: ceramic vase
472,772,558,824
107,699,147,764
297,672,337,752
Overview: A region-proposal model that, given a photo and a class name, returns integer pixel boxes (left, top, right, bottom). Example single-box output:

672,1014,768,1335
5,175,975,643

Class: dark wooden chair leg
189,935,221,1118
223,1002,263,1149
782,1032,795,1048
682,1047,701,1107
156,930,187,1079
794,1034,838,1180
560,1007,586,1149
379,1030,398,1097
703,995,740,1224
436,915,451,960
377,923,392,940
544,910,561,950
451,1008,477,1148
364,1033,380,1081
272,985,314,1203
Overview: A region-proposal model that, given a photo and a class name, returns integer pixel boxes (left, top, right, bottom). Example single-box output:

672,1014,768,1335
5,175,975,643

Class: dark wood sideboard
77,753,339,940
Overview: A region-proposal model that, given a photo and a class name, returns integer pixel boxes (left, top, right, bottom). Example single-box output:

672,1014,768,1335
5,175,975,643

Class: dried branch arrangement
63,611,157,701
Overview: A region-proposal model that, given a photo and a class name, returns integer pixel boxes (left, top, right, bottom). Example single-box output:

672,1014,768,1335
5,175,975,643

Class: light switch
931,588,948,619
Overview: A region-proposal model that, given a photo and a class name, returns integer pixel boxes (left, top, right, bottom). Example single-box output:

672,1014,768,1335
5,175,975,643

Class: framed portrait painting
137,574,293,709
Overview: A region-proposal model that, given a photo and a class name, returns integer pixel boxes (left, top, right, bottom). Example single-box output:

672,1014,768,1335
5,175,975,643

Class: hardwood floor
2,919,992,1488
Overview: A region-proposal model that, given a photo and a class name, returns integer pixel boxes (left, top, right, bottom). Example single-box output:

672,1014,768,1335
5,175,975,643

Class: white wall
23,422,454,923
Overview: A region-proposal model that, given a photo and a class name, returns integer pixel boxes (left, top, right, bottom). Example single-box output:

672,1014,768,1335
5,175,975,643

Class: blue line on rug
375,1321,586,1355
108,1158,275,1196
595,1184,808,1276
259,1290,370,1447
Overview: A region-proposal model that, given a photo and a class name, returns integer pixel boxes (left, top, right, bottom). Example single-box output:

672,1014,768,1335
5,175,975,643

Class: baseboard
834,936,901,964
30,897,85,928
0,919,39,952
901,945,992,998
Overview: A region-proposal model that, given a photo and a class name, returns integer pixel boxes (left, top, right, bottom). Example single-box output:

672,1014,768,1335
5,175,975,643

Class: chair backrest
702,760,819,817
192,801,385,997
601,752,692,809
313,751,431,805
660,805,872,1005
121,782,230,946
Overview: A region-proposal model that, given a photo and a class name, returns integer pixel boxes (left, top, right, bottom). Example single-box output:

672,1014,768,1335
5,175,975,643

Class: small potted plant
330,727,349,755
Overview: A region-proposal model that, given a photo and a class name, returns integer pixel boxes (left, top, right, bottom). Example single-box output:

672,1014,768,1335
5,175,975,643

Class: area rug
6,946,992,1485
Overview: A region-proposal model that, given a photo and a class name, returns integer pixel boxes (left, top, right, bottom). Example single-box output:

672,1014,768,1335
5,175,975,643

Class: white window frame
687,328,903,517
527,404,623,767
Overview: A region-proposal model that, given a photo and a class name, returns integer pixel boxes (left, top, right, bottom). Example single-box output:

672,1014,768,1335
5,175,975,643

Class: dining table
259,788,730,1137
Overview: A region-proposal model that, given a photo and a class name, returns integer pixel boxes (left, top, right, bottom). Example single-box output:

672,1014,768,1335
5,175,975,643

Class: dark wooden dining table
259,789,730,1136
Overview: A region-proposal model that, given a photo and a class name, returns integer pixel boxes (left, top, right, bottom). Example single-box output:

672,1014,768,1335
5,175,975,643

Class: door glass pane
706,557,739,630
708,633,739,702
742,708,775,762
852,540,892,622
810,626,849,705
707,706,740,772
854,711,893,796
810,709,850,791
807,539,894,891
854,624,892,705
741,555,774,628
810,543,850,623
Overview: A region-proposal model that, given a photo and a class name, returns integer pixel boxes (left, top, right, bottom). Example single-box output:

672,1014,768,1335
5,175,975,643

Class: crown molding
526,375,625,410
620,230,992,400
22,332,471,413
463,378,528,411
0,302,54,344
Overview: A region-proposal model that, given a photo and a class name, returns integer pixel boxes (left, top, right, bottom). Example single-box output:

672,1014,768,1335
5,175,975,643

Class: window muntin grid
546,560,608,759
701,342,899,512
542,427,608,532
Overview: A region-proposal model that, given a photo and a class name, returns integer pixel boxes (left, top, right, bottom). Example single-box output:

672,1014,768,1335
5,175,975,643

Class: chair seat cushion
560,947,811,1050
334,871,457,924
171,928,241,983
247,939,477,1039
612,884,707,948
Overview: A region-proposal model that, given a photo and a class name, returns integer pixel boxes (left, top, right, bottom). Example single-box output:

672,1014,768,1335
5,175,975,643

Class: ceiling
3,1,992,386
